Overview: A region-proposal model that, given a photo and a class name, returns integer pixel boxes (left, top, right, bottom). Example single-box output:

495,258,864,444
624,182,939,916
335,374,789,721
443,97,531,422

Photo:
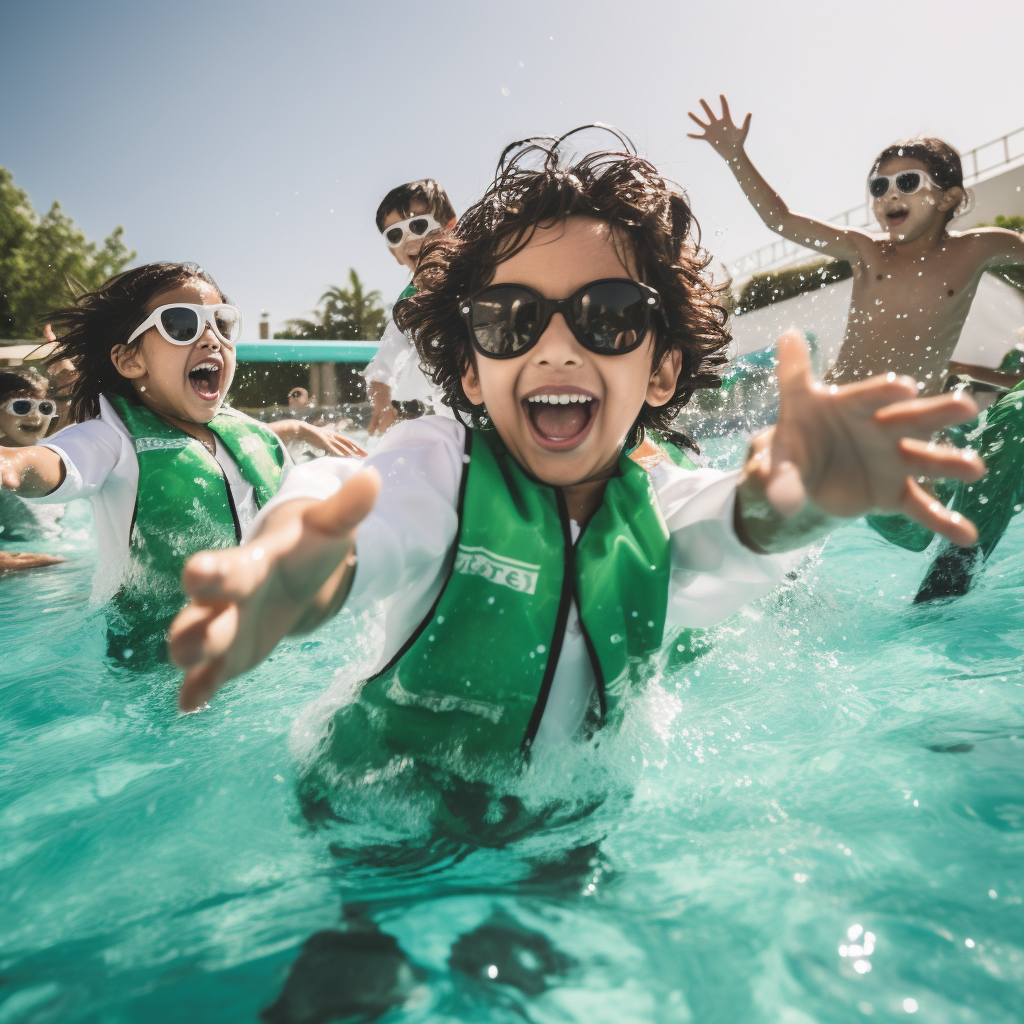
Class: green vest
356,428,696,766
104,394,285,659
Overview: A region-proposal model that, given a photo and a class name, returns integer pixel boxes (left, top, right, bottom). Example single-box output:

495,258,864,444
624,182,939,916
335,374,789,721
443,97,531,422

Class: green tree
0,167,135,339
278,269,386,340
983,214,1024,233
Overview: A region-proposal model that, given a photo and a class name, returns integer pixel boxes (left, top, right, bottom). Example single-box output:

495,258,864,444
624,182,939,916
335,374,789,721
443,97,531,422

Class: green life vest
104,394,285,659
355,427,696,767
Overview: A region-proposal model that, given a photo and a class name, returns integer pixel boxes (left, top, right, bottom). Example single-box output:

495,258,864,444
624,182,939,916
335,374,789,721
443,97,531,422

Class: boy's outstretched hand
169,468,380,712
738,332,986,553
687,95,751,158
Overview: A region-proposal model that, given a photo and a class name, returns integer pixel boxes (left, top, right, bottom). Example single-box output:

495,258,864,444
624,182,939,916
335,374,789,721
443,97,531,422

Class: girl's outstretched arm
170,467,380,712
0,551,66,571
268,419,367,458
0,446,66,497
687,95,866,261
736,332,986,553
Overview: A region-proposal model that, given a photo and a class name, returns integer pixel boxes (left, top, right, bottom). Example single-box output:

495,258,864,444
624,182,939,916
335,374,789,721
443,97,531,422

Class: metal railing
729,126,1024,280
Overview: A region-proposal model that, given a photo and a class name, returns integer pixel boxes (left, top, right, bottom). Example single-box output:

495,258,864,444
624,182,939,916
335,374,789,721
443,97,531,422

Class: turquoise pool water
2,440,1022,1024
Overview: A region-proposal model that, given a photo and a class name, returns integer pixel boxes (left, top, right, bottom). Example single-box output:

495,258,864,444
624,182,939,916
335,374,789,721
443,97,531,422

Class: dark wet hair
393,127,730,432
375,179,456,231
44,262,228,422
872,137,968,222
0,368,48,401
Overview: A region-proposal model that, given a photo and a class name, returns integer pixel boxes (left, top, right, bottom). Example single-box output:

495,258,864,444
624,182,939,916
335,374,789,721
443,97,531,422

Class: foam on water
1,455,1022,1023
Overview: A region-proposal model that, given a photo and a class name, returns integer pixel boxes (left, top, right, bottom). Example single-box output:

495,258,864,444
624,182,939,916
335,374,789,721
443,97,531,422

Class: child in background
0,262,290,662
364,179,457,434
689,95,1024,392
0,369,65,571
273,385,363,464
170,132,982,796
0,368,57,449
689,96,1024,599
287,386,311,415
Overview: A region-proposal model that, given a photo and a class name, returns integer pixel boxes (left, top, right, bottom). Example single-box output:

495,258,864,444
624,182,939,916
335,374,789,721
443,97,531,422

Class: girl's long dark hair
394,126,730,432
44,262,227,422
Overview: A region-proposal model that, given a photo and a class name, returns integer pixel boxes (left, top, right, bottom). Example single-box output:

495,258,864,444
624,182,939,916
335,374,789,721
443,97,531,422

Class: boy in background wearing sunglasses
0,262,291,662
0,369,66,572
0,368,58,449
364,179,457,434
170,133,981,809
689,96,1024,600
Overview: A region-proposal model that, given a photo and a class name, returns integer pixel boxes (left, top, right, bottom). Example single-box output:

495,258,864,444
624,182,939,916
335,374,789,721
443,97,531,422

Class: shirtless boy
687,96,1024,396
690,97,1024,599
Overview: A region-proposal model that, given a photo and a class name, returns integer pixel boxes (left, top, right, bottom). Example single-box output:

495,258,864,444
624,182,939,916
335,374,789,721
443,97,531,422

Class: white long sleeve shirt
251,418,792,748
362,319,438,404
23,395,289,601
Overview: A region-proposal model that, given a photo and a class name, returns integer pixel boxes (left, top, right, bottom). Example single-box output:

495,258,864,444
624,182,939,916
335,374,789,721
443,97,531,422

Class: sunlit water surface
2,434,1022,1024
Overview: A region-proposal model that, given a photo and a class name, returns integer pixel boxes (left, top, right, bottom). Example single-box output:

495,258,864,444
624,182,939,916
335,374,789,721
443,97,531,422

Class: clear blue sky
3,0,1021,335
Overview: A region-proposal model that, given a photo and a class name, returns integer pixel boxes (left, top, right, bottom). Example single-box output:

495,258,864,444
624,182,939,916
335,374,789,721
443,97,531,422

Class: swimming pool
2,437,1022,1024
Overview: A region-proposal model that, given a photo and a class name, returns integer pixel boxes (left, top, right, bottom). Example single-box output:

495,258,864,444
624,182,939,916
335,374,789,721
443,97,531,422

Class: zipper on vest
521,489,576,753
222,472,242,542
571,517,608,721
206,441,242,542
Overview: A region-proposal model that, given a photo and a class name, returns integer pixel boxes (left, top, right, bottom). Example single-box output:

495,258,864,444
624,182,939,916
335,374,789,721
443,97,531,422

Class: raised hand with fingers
170,467,381,712
738,332,986,553
686,95,751,158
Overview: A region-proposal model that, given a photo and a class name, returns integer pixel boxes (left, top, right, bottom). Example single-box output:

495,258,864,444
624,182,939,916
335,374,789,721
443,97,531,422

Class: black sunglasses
460,278,661,359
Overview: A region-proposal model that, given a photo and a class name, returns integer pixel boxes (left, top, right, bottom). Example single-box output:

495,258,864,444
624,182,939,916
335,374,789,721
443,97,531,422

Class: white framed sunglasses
2,397,57,418
868,169,941,199
127,303,242,347
382,213,442,248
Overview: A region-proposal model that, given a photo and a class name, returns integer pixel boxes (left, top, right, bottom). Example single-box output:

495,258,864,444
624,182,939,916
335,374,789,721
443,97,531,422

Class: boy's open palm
170,468,380,712
687,95,751,156
748,333,985,547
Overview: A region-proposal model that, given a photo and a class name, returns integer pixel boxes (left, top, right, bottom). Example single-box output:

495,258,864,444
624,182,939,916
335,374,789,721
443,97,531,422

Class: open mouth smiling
188,360,223,401
886,208,909,226
523,386,599,451
13,422,45,439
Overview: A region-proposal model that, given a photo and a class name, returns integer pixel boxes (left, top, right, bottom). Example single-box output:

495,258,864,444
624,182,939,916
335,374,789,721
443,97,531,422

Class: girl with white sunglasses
0,262,341,663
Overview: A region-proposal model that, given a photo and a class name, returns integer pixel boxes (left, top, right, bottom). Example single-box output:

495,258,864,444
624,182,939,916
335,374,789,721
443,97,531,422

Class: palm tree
280,269,386,341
